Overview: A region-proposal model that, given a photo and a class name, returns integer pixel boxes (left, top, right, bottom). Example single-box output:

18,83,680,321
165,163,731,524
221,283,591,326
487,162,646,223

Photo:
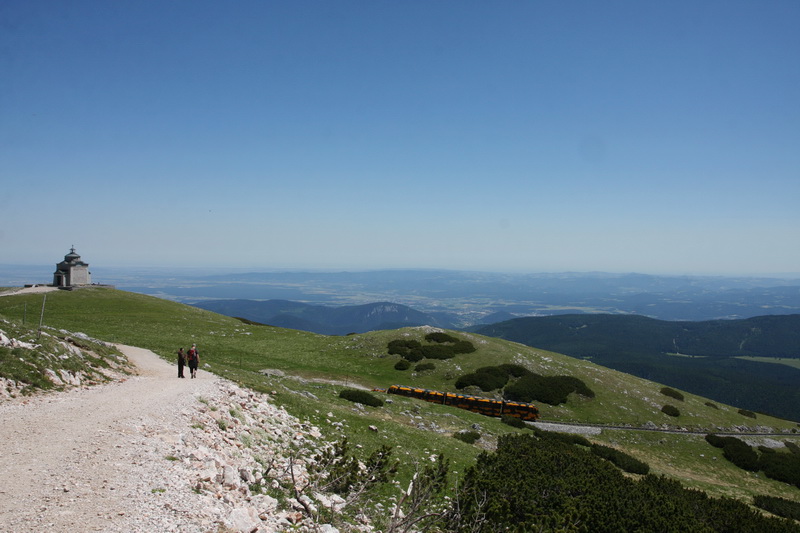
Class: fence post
37,294,46,340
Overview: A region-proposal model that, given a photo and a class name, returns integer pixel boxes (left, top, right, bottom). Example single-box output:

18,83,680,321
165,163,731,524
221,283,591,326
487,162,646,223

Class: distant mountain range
5,266,799,324
473,313,800,421
194,299,452,335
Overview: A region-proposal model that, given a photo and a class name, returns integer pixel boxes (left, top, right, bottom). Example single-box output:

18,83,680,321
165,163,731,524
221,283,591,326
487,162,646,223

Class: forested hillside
475,314,800,420
195,299,452,335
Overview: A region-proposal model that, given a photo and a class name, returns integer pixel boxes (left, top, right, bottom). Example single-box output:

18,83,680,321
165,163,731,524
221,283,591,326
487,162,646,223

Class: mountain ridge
474,313,800,420
194,298,453,335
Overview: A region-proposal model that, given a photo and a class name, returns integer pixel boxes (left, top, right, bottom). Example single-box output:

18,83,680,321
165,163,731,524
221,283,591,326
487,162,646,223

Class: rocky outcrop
157,379,370,532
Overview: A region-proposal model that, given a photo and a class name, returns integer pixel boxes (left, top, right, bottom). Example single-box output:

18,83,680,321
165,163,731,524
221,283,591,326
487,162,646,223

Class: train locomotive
385,384,539,421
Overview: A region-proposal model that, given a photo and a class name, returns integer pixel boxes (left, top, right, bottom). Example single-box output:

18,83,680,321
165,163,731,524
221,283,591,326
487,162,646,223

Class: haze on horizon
2,2,799,277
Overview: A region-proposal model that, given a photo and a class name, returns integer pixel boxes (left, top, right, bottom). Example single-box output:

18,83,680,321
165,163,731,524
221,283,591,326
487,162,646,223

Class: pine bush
339,389,384,407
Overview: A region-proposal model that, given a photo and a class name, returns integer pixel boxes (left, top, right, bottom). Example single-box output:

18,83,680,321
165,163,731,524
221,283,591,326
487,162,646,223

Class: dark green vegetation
447,433,799,532
662,404,681,417
661,386,685,401
475,313,800,420
755,495,800,521
453,362,595,406
386,334,475,362
1,288,799,528
505,373,594,405
393,359,410,370
453,430,481,444
338,389,384,407
706,434,800,488
195,299,451,335
589,443,650,475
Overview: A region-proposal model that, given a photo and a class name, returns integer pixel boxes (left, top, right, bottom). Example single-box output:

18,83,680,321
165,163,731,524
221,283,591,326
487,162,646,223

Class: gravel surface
0,345,223,532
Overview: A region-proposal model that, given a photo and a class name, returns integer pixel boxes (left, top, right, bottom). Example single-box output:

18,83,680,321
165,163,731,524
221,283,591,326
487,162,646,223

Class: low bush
425,332,459,344
758,450,800,488
785,441,800,455
387,339,421,355
754,495,800,521
415,362,436,372
738,408,757,419
504,373,595,405
455,366,510,392
704,401,719,409
339,389,384,407
661,404,680,417
445,433,796,532
387,334,475,362
719,436,759,471
452,340,476,354
500,415,527,429
591,444,650,475
420,344,457,360
531,427,591,447
705,434,727,448
708,435,800,486
660,387,684,401
394,359,410,371
453,430,481,444
498,363,530,377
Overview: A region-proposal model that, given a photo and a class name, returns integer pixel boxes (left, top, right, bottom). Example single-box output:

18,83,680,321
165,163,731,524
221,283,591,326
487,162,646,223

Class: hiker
187,344,199,378
177,348,186,378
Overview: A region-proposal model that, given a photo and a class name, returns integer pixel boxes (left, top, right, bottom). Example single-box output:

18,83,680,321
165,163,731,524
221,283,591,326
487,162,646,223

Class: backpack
187,349,197,362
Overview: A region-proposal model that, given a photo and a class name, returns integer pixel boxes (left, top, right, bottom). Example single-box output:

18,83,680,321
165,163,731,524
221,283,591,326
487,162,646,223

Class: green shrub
661,404,680,417
591,444,650,475
414,362,436,372
758,450,800,488
339,388,384,407
394,359,411,371
452,340,476,354
387,334,474,362
420,344,457,360
709,435,800,486
387,339,426,362
785,441,800,455
404,349,425,362
704,401,718,409
705,434,727,448
425,332,459,344
453,430,481,444
531,427,591,447
713,436,759,472
445,433,794,532
504,373,595,405
754,495,800,521
455,366,510,392
500,415,527,429
738,408,757,419
660,387,684,401
387,339,421,355
498,363,530,377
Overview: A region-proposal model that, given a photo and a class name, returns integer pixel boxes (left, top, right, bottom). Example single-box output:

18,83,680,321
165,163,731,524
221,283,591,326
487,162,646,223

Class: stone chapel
53,247,92,288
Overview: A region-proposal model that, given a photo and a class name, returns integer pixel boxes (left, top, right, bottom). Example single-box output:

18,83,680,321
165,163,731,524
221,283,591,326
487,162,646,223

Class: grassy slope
1,287,799,506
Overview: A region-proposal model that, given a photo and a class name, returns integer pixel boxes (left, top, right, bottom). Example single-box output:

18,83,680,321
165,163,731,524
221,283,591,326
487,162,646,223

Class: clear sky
2,1,799,276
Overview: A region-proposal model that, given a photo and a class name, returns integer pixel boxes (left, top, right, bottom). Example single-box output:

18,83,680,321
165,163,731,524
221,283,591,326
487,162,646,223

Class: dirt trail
0,345,217,532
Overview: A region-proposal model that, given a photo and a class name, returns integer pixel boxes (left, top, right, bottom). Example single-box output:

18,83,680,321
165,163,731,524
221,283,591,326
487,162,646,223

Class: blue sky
2,1,799,276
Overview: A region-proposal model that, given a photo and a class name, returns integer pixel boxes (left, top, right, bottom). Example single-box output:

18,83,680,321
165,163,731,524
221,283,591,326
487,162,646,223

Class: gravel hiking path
0,344,217,533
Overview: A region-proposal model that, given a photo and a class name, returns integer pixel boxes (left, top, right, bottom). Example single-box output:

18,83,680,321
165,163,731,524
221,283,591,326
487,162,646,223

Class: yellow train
384,384,540,421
